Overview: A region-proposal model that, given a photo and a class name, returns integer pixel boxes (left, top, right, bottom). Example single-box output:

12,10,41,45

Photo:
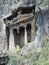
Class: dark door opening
26,24,31,42
13,29,18,47
6,27,10,50
19,27,24,47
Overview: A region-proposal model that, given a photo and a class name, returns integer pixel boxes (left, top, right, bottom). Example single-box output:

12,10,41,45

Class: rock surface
0,0,49,51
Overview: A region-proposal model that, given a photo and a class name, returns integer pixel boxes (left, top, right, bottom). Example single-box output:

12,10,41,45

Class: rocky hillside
0,0,49,65
7,36,49,65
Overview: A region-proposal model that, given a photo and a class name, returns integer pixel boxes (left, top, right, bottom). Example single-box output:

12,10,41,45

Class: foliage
8,36,49,65
0,50,8,56
44,0,49,6
32,36,49,65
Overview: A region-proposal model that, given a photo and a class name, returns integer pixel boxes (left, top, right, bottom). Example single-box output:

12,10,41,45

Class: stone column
9,29,15,51
24,25,27,45
4,24,7,50
17,28,19,33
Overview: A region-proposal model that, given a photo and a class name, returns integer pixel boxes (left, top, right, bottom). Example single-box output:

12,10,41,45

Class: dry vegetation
7,36,49,65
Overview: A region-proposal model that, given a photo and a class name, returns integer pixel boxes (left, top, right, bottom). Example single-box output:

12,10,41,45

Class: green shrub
44,0,49,6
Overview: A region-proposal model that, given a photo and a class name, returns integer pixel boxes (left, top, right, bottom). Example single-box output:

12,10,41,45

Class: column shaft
9,29,15,50
24,27,27,45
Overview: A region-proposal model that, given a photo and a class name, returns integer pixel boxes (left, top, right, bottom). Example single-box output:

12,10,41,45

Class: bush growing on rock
8,36,49,65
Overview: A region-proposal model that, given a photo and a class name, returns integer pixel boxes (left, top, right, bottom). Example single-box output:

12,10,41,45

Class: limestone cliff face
0,0,49,50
